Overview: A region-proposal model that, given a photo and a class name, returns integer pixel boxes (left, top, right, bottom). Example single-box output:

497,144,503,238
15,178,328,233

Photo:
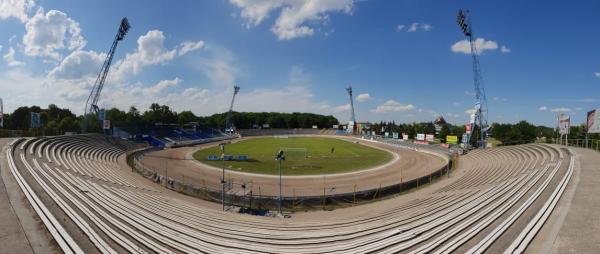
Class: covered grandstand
112,123,228,147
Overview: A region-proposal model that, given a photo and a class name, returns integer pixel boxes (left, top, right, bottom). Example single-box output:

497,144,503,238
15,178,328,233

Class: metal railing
492,137,600,152
559,138,600,151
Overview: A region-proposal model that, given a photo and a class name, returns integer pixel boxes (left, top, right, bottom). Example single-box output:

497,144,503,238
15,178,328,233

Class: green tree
438,124,450,142
177,111,197,125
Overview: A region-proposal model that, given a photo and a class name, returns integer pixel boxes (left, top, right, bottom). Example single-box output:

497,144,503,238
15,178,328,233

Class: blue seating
113,124,226,147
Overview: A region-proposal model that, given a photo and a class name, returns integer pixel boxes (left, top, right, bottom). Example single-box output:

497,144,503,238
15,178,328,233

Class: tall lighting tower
84,17,130,132
225,86,240,133
457,9,489,148
346,86,356,134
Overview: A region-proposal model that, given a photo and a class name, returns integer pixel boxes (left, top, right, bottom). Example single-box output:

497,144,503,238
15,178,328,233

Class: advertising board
446,135,458,144
587,109,600,133
559,114,570,135
425,134,435,142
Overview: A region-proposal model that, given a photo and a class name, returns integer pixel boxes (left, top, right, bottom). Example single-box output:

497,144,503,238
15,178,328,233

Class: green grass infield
193,137,393,175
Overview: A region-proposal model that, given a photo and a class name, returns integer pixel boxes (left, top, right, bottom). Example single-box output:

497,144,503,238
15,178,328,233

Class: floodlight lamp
276,150,285,160
117,17,131,40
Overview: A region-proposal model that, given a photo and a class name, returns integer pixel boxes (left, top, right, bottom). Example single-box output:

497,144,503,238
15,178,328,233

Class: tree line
0,103,339,135
367,121,465,141
2,103,598,144
365,120,599,145
201,112,339,129
1,104,80,136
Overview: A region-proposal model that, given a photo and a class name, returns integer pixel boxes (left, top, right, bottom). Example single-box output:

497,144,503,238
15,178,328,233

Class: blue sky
1,0,599,126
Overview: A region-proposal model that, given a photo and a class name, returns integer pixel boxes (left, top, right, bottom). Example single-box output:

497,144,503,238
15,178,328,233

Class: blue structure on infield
207,155,249,161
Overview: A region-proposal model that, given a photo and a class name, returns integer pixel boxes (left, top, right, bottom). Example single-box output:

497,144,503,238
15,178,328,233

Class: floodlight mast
276,150,285,215
457,9,489,148
346,86,356,134
225,86,240,133
83,17,130,132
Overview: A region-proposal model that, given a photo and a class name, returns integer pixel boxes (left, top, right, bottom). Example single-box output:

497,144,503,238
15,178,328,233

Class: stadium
1,1,600,254
3,124,591,253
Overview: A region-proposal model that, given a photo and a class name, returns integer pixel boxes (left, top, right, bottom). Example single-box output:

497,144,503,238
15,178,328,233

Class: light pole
276,150,285,215
220,142,226,211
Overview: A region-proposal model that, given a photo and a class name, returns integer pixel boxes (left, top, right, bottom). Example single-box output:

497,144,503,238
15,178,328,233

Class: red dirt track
139,136,448,197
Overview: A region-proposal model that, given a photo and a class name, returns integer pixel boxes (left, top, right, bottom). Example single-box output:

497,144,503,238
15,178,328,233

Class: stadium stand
6,134,574,253
113,123,227,147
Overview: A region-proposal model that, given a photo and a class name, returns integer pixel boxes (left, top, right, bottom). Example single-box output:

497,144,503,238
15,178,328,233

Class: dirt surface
139,136,448,197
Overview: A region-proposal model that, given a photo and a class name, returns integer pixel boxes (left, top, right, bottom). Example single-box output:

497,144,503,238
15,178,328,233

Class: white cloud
3,46,25,66
197,46,238,89
236,86,332,114
500,45,511,53
51,30,201,84
396,24,405,31
0,68,87,113
130,77,182,97
406,22,432,32
550,107,570,112
575,107,583,111
111,30,177,81
130,30,176,64
594,72,600,78
0,0,35,22
421,23,432,31
538,106,548,111
0,32,347,122
230,0,354,40
356,93,371,102
371,100,415,113
229,0,285,27
451,38,498,55
427,109,440,117
48,50,105,79
407,22,418,32
101,79,208,114
334,103,350,112
452,102,461,107
147,78,181,94
181,87,209,101
465,108,477,115
22,8,86,60
177,41,205,56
